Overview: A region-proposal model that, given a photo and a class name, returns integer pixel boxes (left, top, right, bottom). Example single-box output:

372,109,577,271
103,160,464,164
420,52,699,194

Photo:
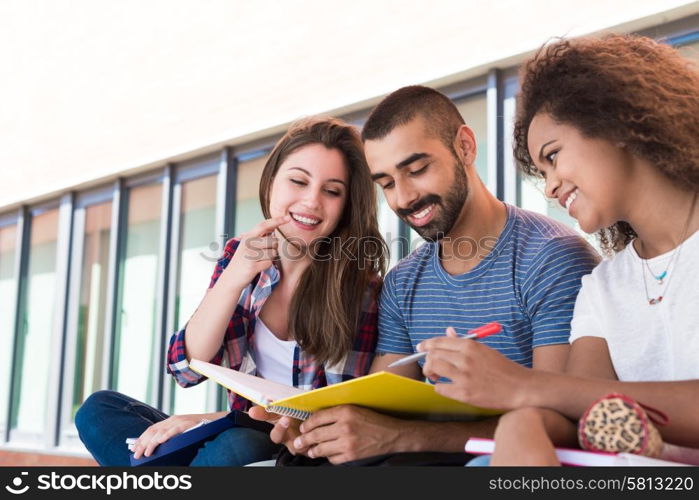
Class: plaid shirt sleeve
166,238,241,387
323,275,381,384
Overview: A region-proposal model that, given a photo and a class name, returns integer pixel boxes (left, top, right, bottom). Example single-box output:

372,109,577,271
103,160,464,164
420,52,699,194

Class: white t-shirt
569,229,699,382
252,318,297,386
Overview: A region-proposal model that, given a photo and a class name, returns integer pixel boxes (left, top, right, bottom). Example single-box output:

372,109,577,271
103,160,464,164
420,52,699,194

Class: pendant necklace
643,260,667,284
639,192,698,305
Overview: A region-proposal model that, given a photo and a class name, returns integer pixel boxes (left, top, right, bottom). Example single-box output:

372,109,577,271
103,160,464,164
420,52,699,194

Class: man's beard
398,160,469,242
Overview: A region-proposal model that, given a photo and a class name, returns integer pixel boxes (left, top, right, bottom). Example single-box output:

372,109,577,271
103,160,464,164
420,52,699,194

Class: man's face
365,117,468,241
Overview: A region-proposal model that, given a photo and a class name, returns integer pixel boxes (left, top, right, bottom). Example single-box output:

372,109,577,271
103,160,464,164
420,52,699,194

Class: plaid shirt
167,238,380,411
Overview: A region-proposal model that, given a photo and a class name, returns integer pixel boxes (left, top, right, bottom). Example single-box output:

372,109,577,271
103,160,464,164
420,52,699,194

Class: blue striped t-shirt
377,203,600,367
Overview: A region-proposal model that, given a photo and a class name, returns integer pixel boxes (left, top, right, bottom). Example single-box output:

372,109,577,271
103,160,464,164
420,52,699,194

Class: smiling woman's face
268,143,348,247
527,112,636,234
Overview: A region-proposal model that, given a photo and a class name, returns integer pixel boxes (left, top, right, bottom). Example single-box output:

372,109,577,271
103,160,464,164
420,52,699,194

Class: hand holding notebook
189,359,502,421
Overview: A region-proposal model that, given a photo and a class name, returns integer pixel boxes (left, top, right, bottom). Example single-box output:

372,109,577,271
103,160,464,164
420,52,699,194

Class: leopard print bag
577,393,669,457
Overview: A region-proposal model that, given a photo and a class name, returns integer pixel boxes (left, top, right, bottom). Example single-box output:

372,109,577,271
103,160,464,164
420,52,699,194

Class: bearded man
254,86,600,465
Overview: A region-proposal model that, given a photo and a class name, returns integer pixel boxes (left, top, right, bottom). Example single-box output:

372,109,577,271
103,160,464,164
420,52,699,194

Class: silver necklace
639,192,698,305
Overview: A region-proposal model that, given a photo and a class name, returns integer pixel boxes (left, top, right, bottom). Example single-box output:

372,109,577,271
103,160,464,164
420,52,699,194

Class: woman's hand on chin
222,216,291,289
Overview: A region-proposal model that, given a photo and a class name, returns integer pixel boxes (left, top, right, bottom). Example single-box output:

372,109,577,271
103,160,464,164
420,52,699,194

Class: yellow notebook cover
190,359,501,421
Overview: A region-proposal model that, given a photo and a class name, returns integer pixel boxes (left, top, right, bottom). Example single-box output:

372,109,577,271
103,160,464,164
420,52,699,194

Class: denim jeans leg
465,454,492,466
75,390,169,466
189,427,282,467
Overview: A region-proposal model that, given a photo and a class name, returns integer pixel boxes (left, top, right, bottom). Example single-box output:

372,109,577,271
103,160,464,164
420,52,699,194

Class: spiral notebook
129,414,236,466
189,359,502,421
128,411,273,466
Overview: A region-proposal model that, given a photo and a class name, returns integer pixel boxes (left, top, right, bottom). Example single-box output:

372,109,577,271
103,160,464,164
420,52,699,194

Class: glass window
11,208,59,435
235,155,266,235
71,202,112,421
169,175,218,415
455,93,490,191
113,183,162,404
376,188,404,271
407,226,429,258
0,223,18,435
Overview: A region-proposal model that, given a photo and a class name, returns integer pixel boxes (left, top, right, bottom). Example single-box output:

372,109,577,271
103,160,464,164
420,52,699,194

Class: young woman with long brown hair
76,117,387,466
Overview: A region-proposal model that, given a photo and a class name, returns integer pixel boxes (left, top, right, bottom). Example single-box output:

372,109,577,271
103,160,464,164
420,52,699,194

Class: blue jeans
75,390,280,466
466,455,492,466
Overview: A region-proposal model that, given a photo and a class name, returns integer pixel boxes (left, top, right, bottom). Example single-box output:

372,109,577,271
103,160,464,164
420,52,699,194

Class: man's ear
453,124,477,165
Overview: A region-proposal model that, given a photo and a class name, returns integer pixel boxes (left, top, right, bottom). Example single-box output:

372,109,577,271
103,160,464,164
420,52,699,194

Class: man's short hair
361,86,465,154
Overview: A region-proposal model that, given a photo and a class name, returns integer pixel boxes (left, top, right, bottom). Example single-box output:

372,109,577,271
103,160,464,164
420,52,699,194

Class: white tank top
252,317,297,386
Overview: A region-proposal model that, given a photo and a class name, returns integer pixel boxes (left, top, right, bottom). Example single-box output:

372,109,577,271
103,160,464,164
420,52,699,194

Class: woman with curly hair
417,34,699,465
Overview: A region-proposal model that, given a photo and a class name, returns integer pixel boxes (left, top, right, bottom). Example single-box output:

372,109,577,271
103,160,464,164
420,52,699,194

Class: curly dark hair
513,34,699,253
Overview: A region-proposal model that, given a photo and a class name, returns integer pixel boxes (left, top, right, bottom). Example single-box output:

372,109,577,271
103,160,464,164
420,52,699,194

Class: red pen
387,322,502,368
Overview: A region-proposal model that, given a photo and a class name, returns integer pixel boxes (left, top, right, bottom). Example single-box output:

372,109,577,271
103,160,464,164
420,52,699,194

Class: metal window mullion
666,30,699,47
47,193,75,448
212,148,238,412
397,219,410,259
153,166,174,411
502,76,520,206
5,207,29,443
217,147,238,245
161,179,183,415
58,204,87,445
487,68,505,201
104,180,125,391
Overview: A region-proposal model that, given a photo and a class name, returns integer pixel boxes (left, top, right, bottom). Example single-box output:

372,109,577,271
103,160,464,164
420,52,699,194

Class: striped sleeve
520,235,600,348
376,268,414,354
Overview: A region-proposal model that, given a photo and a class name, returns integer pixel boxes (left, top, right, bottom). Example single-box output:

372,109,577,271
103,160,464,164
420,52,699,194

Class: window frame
109,169,170,409
7,195,72,447
161,156,223,415
59,184,115,449
0,210,21,442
